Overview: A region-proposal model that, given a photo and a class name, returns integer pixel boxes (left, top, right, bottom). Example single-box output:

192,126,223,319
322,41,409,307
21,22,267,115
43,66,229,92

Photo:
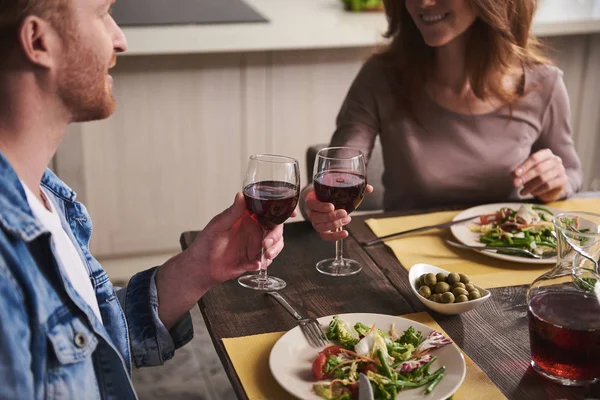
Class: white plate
450,202,561,265
269,313,466,400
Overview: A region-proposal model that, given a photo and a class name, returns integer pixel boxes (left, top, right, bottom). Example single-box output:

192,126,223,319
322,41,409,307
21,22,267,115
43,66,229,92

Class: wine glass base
531,360,598,386
238,274,286,291
316,258,362,276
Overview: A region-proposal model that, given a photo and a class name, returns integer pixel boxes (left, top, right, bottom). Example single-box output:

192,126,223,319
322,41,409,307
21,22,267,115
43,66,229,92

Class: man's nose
113,21,128,53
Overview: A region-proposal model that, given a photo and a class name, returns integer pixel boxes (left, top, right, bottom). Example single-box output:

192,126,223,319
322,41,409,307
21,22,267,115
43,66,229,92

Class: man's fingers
514,157,557,187
265,238,284,260
243,260,261,272
320,229,349,242
313,216,352,233
263,225,284,248
366,184,374,194
513,149,554,180
245,226,263,262
209,192,247,230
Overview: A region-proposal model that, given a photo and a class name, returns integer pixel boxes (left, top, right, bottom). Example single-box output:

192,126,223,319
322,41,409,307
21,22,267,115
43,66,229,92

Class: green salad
312,316,452,400
469,204,557,255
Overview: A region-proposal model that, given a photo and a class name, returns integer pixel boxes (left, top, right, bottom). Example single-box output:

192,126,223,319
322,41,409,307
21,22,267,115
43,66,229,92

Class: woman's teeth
421,13,448,23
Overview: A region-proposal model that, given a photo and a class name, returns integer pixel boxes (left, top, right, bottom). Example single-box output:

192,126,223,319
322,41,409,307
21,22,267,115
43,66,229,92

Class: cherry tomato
312,353,327,380
320,345,342,357
480,214,496,224
347,382,359,399
359,362,377,374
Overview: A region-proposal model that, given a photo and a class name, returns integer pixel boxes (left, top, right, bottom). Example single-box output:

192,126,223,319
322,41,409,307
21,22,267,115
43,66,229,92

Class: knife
362,215,481,247
358,373,374,400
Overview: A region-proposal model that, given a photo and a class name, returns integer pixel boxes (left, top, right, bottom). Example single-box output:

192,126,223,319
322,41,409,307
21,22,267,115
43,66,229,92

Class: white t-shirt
21,182,103,324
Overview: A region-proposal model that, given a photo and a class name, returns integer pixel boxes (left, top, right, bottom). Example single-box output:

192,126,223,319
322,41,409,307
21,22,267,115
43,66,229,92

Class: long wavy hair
380,0,550,108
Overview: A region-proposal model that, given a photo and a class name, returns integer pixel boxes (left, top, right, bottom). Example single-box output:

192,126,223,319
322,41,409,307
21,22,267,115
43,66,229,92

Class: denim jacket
0,151,193,399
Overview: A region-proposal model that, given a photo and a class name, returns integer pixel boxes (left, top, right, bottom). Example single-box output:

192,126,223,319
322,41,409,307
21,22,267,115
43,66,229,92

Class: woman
302,0,583,242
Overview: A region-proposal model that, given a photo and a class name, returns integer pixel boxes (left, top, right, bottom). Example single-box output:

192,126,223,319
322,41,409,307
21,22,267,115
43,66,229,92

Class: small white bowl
408,263,491,315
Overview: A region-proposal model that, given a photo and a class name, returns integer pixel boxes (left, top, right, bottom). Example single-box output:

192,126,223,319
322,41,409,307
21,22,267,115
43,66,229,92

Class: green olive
469,290,482,300
464,283,477,292
452,282,466,290
424,273,437,286
441,292,455,303
447,272,461,285
452,287,469,297
456,294,469,303
430,293,442,303
418,274,428,287
459,273,470,284
418,285,432,299
435,282,451,294
435,272,447,283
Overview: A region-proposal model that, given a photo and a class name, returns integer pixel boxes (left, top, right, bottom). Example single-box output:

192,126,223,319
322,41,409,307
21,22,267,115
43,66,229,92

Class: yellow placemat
365,198,600,289
222,312,506,400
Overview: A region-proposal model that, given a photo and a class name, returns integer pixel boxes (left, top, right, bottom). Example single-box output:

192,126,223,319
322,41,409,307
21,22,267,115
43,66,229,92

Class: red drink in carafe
528,290,600,382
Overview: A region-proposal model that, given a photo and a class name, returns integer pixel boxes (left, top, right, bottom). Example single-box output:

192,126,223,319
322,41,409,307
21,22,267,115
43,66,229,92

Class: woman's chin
421,34,455,48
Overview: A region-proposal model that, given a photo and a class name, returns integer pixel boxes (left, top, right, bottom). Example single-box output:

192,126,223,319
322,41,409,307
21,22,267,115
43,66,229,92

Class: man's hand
304,184,373,241
156,193,288,328
184,192,286,285
512,149,568,203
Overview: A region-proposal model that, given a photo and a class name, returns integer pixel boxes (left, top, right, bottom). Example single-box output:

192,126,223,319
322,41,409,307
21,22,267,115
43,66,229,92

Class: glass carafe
527,212,600,386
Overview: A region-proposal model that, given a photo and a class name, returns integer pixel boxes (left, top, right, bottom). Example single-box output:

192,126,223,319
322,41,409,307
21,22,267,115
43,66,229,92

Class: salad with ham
312,316,452,400
469,204,557,255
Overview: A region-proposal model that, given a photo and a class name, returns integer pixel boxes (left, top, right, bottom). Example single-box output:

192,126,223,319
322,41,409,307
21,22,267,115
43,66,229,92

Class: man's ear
18,16,61,69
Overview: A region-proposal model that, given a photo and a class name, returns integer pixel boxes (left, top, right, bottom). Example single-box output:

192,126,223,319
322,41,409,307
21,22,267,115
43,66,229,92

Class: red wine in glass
313,171,366,214
528,289,600,384
243,181,299,229
313,147,367,277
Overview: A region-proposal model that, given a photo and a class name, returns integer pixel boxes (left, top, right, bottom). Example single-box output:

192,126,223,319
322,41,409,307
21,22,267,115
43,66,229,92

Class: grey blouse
329,57,583,211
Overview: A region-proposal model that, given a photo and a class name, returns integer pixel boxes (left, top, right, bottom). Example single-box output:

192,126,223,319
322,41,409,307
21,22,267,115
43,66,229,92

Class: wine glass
313,147,367,276
238,154,300,291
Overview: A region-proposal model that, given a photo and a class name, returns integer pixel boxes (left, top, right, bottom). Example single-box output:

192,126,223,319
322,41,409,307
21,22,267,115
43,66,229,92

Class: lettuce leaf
327,316,360,349
312,383,352,400
398,326,423,347
371,330,394,365
324,355,345,380
416,331,452,354
354,322,371,337
327,316,340,340
337,319,360,350
388,343,415,361
395,354,434,373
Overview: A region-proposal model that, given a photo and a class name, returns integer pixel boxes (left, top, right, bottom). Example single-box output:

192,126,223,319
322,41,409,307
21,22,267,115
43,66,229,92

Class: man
0,0,286,398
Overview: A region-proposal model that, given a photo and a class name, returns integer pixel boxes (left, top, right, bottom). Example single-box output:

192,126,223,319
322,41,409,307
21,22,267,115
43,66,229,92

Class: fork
446,240,557,259
266,292,329,348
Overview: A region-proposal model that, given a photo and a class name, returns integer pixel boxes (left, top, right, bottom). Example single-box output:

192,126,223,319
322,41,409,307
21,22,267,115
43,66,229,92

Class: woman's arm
513,69,584,201
300,58,381,237
329,57,382,159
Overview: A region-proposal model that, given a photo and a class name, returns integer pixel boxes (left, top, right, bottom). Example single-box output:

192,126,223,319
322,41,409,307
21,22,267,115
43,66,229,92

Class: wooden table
181,204,599,400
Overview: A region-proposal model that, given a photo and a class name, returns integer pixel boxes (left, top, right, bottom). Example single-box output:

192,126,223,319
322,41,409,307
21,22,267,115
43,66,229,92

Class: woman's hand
304,185,374,241
512,149,568,203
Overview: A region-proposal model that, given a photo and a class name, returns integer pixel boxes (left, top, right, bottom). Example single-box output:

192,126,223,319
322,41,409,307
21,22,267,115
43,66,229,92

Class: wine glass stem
335,227,344,264
258,228,268,282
